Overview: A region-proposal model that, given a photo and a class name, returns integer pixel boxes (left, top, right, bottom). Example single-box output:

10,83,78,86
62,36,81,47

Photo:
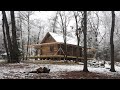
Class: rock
43,67,50,73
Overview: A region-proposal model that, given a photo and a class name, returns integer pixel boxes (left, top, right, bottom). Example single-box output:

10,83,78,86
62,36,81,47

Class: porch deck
29,55,94,61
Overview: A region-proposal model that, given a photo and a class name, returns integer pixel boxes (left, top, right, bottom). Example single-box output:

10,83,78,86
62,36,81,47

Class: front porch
29,55,94,61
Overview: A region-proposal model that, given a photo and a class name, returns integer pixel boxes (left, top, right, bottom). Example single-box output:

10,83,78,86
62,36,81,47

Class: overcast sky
30,11,55,21
0,11,113,40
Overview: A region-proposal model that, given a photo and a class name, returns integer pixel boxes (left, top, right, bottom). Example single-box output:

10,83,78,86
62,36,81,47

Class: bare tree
58,11,67,61
73,11,82,62
2,11,20,63
83,11,89,72
110,11,116,72
35,26,42,57
25,11,33,60
2,13,10,61
52,11,58,33
88,12,99,48
87,11,100,59
10,11,20,63
18,12,24,60
2,11,13,63
48,11,59,33
36,26,42,44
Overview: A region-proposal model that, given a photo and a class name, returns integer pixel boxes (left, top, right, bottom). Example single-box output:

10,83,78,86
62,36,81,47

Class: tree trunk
74,12,80,62
110,11,116,72
18,12,24,60
59,12,67,61
35,26,41,57
64,16,68,61
21,16,24,60
52,12,58,33
83,11,89,72
26,12,30,60
76,39,80,62
64,36,67,61
2,14,10,61
10,11,20,63
2,11,13,63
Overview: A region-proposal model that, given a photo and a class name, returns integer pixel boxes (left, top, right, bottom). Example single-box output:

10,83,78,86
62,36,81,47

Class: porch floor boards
29,55,94,60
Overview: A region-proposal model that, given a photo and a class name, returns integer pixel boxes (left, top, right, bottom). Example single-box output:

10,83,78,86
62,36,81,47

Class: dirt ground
59,71,120,79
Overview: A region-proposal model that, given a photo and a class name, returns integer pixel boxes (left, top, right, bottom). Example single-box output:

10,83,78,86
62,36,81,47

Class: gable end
40,32,56,44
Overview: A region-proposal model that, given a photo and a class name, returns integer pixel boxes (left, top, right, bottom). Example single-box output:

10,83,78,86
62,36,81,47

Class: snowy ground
0,59,120,79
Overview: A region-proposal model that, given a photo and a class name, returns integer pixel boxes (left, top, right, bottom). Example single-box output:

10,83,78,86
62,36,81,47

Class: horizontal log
29,55,94,60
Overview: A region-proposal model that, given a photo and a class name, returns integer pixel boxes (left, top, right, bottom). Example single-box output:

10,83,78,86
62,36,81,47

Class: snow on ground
46,63,120,77
0,60,120,79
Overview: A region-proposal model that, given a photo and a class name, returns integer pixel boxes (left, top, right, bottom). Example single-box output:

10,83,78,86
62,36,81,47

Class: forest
0,11,119,79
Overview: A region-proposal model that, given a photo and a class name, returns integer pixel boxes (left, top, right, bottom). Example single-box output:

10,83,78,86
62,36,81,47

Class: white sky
30,11,55,21
30,11,75,33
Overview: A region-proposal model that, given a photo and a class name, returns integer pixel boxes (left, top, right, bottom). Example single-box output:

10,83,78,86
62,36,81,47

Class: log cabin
29,32,96,61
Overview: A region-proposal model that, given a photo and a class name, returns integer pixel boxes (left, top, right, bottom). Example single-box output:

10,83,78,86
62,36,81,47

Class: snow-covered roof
47,32,79,45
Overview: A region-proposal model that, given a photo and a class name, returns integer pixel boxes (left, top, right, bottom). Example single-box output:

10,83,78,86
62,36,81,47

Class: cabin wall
37,33,60,56
57,44,82,57
38,44,59,55
34,43,95,59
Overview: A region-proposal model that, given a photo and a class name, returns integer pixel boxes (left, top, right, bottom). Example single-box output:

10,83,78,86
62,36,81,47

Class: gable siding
41,33,56,44
39,44,58,55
